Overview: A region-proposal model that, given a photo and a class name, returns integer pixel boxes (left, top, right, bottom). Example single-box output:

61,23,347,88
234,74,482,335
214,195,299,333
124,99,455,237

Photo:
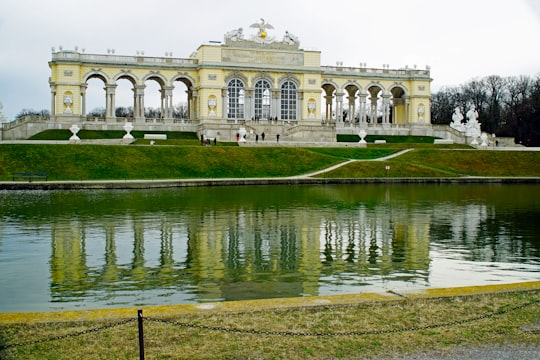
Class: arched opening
85,77,106,118
144,78,163,119
321,83,337,124
115,77,136,118
344,84,361,124
390,86,407,124
367,85,384,124
172,80,189,121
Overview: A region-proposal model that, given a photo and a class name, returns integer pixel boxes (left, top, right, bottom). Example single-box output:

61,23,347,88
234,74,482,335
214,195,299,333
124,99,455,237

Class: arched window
227,79,245,119
281,81,297,120
254,79,271,120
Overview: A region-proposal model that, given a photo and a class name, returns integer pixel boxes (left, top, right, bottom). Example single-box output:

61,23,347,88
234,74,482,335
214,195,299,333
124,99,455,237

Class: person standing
261,132,265,141
276,134,280,143
256,134,259,143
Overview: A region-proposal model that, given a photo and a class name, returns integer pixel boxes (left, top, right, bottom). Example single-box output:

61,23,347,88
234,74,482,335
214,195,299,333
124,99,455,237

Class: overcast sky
1,0,539,120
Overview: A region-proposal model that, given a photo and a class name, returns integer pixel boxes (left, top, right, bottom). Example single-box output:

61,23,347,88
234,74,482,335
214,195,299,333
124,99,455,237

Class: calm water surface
1,184,539,312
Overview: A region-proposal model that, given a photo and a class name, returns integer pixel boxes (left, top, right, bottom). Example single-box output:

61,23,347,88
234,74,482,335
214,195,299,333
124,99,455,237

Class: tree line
431,74,540,146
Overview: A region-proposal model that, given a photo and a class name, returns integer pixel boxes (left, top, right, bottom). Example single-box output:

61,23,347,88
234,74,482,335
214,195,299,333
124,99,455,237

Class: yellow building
47,19,432,142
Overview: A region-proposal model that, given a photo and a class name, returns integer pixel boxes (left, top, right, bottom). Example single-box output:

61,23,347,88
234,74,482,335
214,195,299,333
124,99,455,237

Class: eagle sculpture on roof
250,18,274,40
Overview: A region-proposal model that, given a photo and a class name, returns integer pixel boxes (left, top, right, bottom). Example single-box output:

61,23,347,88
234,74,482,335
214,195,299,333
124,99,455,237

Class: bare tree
431,74,540,145
87,107,105,117
173,102,188,119
115,106,133,118
15,109,50,119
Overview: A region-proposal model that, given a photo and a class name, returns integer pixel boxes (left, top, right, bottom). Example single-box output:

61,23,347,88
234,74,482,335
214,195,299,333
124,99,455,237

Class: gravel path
398,343,540,359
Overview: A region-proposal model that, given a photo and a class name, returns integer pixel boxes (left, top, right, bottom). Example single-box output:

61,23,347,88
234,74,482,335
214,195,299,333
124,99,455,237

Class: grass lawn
2,144,540,181
0,289,538,359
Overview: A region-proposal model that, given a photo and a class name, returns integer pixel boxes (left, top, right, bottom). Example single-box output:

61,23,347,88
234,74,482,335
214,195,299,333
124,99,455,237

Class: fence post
138,309,145,360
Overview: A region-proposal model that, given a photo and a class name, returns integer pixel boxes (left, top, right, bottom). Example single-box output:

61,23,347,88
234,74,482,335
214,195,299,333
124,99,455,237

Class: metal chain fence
0,318,136,351
0,296,538,359
145,299,539,337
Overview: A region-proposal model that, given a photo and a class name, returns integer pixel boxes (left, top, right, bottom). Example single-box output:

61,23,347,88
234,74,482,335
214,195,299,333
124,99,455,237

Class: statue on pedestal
69,124,80,141
0,101,7,123
450,107,465,132
465,104,481,144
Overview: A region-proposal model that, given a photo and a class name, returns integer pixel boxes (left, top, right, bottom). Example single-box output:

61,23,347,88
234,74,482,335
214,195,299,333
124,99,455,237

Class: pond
1,184,539,312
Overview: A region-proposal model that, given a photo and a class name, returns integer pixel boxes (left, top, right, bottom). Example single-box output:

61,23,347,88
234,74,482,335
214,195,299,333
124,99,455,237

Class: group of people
251,116,280,123
234,131,281,143
200,134,217,146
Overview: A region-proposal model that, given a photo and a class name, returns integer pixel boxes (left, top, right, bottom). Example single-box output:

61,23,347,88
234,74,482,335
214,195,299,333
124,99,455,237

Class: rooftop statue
225,28,244,42
250,18,274,42
224,19,300,49
282,31,299,45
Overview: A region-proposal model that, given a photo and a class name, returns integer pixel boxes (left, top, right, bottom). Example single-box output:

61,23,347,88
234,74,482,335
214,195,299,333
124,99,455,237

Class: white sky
1,0,539,120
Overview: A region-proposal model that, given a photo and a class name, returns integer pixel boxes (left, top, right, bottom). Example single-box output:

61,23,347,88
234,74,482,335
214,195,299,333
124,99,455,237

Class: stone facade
13,22,434,141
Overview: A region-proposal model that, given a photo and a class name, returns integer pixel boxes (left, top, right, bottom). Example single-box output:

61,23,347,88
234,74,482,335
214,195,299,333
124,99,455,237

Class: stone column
80,84,87,118
190,89,198,121
325,95,333,124
244,89,253,121
105,84,117,120
359,94,367,124
160,89,166,118
221,89,227,118
382,94,391,124
297,91,303,121
50,85,56,118
187,90,192,122
271,89,279,120
335,92,344,123
404,97,410,124
370,96,378,124
347,94,356,125
133,85,145,122
162,86,174,119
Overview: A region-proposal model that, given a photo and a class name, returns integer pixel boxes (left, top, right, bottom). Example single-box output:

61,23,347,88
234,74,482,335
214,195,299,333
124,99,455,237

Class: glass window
254,80,271,120
227,79,245,119
280,81,297,120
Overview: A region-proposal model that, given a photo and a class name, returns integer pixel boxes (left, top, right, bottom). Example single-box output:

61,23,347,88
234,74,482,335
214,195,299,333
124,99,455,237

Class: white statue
465,104,481,142
208,98,216,116
466,104,479,124
417,105,425,122
225,27,244,41
123,122,134,139
450,107,465,132
307,100,316,119
0,101,7,123
69,124,80,141
238,127,247,142
282,31,298,45
64,95,73,114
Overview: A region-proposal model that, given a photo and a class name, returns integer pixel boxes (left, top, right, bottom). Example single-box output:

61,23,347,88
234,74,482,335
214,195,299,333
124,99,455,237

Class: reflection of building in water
319,205,430,278
431,203,515,263
49,203,433,302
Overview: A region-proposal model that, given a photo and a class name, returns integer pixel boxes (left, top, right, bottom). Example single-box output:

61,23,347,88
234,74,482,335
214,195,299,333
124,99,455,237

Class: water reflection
1,185,539,312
